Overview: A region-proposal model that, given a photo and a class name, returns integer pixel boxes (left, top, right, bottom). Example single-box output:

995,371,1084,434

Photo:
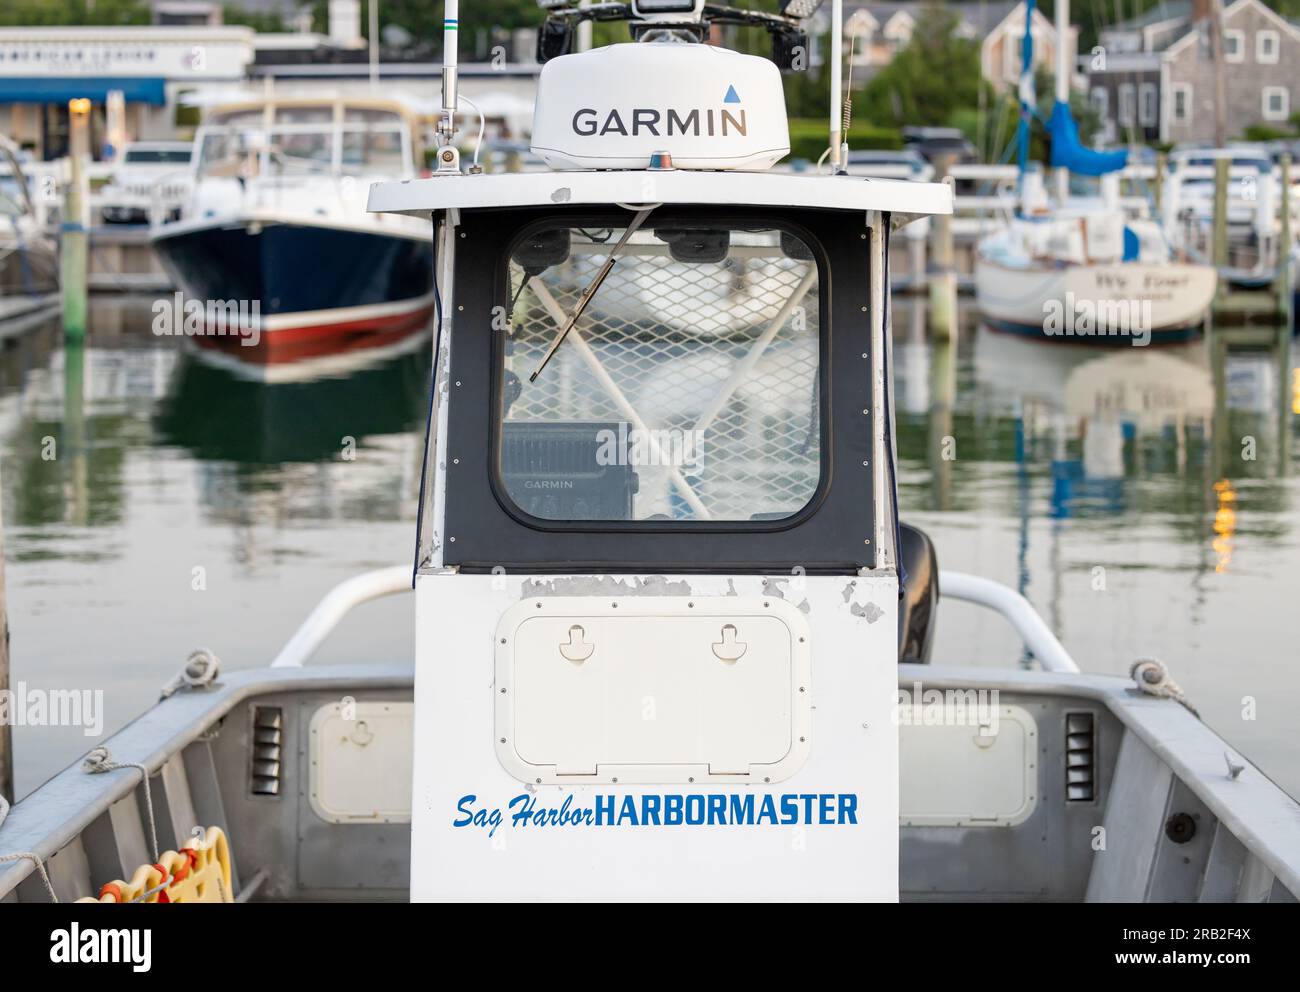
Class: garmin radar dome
529,43,791,171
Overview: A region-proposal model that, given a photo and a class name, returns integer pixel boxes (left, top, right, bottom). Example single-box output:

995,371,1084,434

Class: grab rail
938,570,1080,674
270,566,412,668
270,567,1081,674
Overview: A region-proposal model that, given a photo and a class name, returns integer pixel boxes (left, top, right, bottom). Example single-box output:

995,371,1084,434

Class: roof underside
367,170,953,227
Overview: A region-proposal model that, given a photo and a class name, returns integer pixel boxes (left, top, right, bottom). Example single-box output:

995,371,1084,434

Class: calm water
2,296,1297,800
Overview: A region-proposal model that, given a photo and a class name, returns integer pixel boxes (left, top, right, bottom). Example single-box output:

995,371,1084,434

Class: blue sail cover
1048,100,1127,176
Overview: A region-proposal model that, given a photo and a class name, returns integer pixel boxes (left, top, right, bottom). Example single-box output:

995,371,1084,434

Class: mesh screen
500,225,821,522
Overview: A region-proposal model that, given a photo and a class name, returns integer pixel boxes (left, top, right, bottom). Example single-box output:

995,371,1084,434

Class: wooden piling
1210,158,1230,321
0,459,11,804
60,98,91,341
929,158,958,340
1154,152,1166,214
1276,155,1293,323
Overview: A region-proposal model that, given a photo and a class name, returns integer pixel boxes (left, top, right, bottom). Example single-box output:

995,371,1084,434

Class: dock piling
929,162,958,340
1276,155,1293,324
60,97,92,341
0,460,11,805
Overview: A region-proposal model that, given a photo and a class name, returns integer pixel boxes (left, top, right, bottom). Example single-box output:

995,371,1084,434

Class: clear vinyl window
497,220,822,523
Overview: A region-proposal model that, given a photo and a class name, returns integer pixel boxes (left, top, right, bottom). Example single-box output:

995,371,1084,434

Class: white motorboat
0,0,1295,912
150,96,435,368
0,136,59,328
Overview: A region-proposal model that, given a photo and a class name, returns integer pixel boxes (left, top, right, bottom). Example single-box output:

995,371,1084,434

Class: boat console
368,0,952,900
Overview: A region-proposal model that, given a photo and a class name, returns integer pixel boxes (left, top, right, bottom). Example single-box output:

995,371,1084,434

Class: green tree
0,0,149,26
856,4,988,129
223,4,287,33
307,0,543,49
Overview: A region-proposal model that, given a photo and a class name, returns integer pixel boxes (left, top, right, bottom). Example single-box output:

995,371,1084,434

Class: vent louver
251,705,283,797
1065,712,1096,801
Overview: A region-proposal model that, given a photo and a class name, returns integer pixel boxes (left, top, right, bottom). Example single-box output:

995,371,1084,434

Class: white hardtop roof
367,169,952,226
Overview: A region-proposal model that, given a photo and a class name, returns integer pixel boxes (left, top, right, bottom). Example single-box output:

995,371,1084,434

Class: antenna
828,0,843,173
436,0,461,171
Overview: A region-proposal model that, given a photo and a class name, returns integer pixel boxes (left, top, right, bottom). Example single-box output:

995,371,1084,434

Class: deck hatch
307,701,414,824
899,704,1038,827
493,595,812,784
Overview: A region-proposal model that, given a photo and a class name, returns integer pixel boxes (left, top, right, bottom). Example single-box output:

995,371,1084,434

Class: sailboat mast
1016,0,1035,192
1054,0,1070,202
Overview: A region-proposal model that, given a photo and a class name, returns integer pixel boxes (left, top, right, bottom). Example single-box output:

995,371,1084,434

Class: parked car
99,141,193,224
845,148,934,181
901,126,979,166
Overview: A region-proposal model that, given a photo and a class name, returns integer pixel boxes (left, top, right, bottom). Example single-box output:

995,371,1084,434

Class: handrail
938,570,1080,673
270,566,412,667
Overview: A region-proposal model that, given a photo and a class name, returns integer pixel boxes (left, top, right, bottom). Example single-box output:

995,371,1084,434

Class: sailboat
974,0,1217,343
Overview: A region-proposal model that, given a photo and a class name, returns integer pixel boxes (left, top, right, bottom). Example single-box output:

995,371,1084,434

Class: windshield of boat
0,177,22,217
497,220,822,523
124,147,192,165
195,106,410,180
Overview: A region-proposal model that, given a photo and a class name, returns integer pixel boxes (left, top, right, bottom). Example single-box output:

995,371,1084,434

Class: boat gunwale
0,663,413,898
902,663,1300,898
4,659,1296,900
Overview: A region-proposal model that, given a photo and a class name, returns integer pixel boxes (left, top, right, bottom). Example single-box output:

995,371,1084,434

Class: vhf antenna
435,0,461,172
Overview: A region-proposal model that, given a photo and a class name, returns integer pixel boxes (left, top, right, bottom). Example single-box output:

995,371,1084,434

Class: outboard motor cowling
898,523,939,664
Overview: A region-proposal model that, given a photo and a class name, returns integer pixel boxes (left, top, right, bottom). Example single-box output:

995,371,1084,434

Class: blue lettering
757,794,778,825
707,794,727,824
509,793,537,830
643,794,662,825
780,795,798,825
617,795,639,826
729,794,755,824
839,794,858,824
664,794,683,826
800,794,817,822
452,794,477,828
595,794,615,825
819,795,834,824
685,794,705,825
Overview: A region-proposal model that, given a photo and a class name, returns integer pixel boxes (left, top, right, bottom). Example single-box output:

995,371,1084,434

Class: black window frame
439,204,879,575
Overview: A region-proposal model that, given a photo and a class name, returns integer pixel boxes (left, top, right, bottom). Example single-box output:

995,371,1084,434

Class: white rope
82,746,160,862
130,870,174,903
159,648,221,700
1131,657,1199,717
0,793,58,902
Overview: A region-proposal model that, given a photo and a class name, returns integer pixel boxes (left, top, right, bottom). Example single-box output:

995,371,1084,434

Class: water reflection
0,302,432,795
0,295,1296,800
892,299,1298,799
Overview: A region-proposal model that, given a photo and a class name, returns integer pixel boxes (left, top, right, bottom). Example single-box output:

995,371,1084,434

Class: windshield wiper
527,207,654,384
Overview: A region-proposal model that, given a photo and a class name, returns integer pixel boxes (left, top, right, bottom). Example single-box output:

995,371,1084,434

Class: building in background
0,20,254,159
0,0,541,160
1161,0,1299,143
1083,0,1299,145
841,1,1075,92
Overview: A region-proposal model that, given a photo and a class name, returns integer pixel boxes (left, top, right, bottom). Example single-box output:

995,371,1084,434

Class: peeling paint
520,574,695,598
851,602,885,623
761,577,812,614
551,187,572,203
841,580,857,603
